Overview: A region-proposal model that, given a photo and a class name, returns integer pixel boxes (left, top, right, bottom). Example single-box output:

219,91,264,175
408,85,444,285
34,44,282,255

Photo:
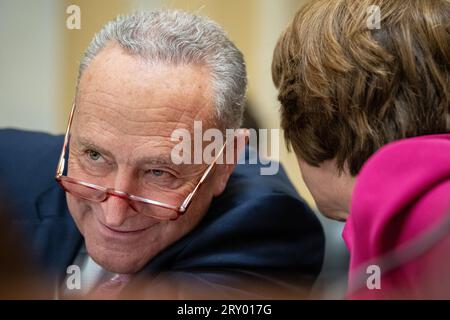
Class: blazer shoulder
158,162,325,281
0,129,64,216
0,129,63,159
145,192,325,297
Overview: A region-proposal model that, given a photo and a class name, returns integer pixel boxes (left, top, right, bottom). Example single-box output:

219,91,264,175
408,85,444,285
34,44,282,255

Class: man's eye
87,150,102,161
149,169,165,177
144,169,182,189
146,169,176,180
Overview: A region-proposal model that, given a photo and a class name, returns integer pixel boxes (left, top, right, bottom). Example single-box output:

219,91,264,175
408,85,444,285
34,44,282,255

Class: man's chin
93,252,148,274
86,242,152,274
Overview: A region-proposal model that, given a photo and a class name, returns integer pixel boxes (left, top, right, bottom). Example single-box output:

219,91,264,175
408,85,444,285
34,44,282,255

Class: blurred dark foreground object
0,189,51,299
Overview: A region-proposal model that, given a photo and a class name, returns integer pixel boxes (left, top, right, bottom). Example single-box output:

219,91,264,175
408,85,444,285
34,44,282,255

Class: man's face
66,42,227,274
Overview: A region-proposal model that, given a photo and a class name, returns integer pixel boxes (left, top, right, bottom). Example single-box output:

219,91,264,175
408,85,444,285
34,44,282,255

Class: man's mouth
97,219,160,237
104,225,149,234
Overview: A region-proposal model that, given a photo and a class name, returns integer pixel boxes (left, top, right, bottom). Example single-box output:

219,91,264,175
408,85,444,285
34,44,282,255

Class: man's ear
211,129,249,197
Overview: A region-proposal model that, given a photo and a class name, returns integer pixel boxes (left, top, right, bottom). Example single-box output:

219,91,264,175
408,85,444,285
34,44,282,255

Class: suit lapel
33,184,83,289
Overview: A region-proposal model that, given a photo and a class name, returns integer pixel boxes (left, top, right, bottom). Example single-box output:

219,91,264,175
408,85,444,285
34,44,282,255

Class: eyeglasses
55,104,227,221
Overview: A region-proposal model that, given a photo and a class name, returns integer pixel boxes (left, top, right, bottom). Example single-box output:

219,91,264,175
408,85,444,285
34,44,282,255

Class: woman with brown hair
272,0,450,299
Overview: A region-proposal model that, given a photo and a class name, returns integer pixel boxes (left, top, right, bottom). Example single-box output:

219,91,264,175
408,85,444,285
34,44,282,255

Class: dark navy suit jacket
0,129,324,299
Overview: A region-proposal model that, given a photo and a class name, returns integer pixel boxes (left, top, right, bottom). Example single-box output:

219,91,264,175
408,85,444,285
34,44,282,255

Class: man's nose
103,195,138,227
103,171,139,226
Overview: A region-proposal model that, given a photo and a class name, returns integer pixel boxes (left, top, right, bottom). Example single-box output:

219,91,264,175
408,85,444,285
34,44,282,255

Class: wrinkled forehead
71,44,217,154
67,47,219,162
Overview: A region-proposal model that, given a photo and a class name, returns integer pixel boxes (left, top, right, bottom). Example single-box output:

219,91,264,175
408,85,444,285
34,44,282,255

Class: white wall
0,0,62,133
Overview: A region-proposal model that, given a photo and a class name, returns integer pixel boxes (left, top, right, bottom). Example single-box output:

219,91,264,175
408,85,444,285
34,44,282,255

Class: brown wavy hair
272,0,450,175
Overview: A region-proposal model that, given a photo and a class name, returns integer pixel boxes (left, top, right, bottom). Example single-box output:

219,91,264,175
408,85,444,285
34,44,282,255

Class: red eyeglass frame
55,103,228,220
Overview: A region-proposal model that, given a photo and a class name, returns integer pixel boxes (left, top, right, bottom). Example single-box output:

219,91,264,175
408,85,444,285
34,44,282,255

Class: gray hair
78,10,247,129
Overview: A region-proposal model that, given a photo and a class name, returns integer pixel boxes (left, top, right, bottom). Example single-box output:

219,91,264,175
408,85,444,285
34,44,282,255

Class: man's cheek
66,195,95,229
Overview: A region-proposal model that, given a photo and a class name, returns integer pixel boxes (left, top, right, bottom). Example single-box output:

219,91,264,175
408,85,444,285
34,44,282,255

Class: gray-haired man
0,10,324,299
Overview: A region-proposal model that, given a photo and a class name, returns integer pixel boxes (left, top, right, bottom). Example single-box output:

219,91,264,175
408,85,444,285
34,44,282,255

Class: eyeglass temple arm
56,103,76,177
179,139,229,212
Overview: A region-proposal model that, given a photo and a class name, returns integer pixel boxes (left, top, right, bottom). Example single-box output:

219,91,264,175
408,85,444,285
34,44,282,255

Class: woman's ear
212,129,249,197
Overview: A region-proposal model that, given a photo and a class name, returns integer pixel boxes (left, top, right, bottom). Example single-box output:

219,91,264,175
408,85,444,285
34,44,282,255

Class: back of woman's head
272,0,450,175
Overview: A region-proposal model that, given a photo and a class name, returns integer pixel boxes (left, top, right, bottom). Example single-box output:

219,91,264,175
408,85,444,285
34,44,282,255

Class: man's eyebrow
134,155,174,167
73,136,114,159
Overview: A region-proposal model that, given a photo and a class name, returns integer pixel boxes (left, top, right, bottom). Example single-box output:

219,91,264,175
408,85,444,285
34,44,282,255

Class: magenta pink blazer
343,134,450,299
